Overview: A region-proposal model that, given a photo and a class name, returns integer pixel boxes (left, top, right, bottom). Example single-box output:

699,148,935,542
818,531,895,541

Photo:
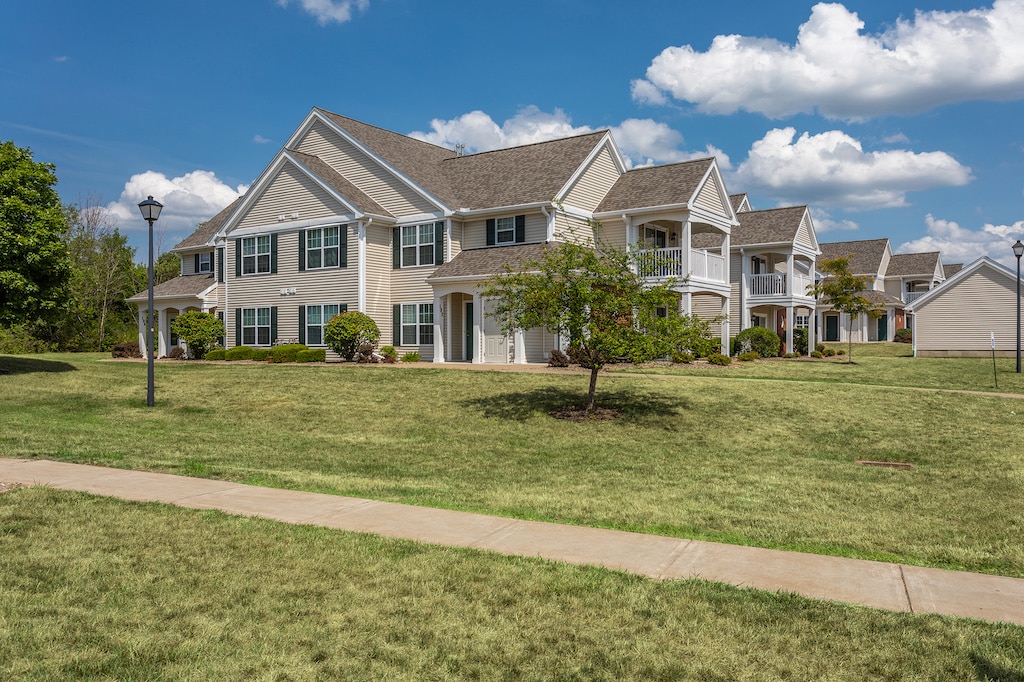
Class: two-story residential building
133,107,738,362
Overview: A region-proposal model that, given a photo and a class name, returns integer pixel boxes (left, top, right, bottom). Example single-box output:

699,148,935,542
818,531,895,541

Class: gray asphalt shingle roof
596,158,714,213
819,238,889,276
886,252,940,277
173,198,242,250
428,242,558,280
128,274,216,302
693,205,807,249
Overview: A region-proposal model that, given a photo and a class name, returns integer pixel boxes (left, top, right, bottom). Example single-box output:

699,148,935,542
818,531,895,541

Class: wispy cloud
276,0,368,26
897,214,1024,267
253,134,272,144
53,56,70,63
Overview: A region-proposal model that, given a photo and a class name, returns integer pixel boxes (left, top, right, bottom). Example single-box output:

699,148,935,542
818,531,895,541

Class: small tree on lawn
810,256,881,363
324,311,380,361
480,238,680,415
169,311,224,359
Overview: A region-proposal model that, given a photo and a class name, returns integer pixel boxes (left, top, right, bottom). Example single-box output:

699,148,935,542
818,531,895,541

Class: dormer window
197,252,212,273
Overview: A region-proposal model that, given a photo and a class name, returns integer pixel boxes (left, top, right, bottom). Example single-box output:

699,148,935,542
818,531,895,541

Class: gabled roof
907,256,1015,312
943,262,963,277
729,205,809,247
730,193,751,213
128,274,216,303
886,252,941,277
173,198,243,251
819,238,890,276
595,158,715,213
288,150,392,218
427,242,557,280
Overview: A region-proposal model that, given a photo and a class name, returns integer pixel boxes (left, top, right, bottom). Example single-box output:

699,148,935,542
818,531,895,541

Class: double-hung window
495,217,516,244
401,303,434,346
401,223,435,267
241,236,272,275
241,307,273,345
197,252,212,273
305,304,341,346
306,226,340,269
795,315,810,329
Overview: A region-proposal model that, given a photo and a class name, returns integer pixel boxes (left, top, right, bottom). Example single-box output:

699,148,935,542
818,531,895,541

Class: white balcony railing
904,290,929,303
635,247,727,284
749,273,814,298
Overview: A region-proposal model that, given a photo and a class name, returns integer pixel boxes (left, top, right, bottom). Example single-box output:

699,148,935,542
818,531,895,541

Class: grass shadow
460,386,691,422
971,653,1024,681
0,355,78,375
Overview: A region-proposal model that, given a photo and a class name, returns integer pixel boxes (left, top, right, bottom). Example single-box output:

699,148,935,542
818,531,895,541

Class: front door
877,314,888,342
825,314,840,342
464,301,474,361
483,299,507,363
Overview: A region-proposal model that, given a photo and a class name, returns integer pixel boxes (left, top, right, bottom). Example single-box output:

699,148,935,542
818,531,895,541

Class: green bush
836,349,846,356
224,346,254,361
548,349,570,367
670,350,694,364
296,349,327,363
815,342,826,353
737,351,760,362
270,344,308,363
324,311,380,361
706,352,731,366
783,352,800,358
732,327,781,358
894,327,913,344
811,350,824,358
111,341,141,359
251,348,271,362
793,327,808,355
822,348,836,357
169,311,224,360
205,349,226,361
401,352,421,362
380,345,398,364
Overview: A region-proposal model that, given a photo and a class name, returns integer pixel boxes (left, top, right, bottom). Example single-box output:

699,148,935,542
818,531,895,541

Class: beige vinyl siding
295,120,438,218
523,326,556,363
226,230,358,346
236,163,349,230
448,220,463,260
794,212,814,250
883,278,903,299
691,292,725,337
364,224,393,346
914,268,1017,355
562,145,621,212
462,212,547,250
693,173,727,215
596,217,627,250
552,213,596,245
390,258,437,356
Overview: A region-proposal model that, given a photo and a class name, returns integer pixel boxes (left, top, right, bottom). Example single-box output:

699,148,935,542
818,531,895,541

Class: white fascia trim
694,159,738,224
453,201,553,218
396,212,448,224
552,133,621,202
593,202,691,220
309,111,452,214
228,214,359,239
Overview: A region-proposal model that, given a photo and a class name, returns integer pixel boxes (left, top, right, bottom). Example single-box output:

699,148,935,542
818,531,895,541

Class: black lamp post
138,196,163,406
1014,239,1024,374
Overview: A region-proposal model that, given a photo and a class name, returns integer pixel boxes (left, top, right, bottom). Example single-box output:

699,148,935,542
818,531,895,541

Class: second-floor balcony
904,290,929,304
635,247,727,284
749,272,814,298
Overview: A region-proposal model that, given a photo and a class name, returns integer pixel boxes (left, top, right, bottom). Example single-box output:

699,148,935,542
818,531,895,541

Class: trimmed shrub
737,351,760,362
894,327,913,344
356,342,379,363
324,311,380,361
811,350,824,358
815,342,826,353
169,311,223,360
822,347,836,357
706,352,731,366
111,341,141,359
270,344,308,363
732,326,781,358
670,350,694,364
836,349,846,356
401,352,421,362
380,345,398,364
793,327,809,355
296,349,327,363
224,346,254,361
251,348,271,362
548,349,570,367
168,346,186,359
205,349,226,361
783,352,800,358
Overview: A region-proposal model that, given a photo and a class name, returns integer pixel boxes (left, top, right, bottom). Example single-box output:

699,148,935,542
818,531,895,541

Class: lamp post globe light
1014,239,1024,374
138,196,163,406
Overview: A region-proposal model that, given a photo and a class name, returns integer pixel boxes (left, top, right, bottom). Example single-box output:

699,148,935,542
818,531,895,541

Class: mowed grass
2,353,1024,577
2,488,1022,680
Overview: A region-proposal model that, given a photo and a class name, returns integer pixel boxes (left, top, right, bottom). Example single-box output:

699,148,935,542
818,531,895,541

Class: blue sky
3,0,1023,267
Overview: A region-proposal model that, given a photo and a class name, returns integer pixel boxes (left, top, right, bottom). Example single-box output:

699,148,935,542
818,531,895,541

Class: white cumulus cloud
276,0,368,25
897,214,1024,267
633,0,1024,119
732,127,972,209
810,207,860,233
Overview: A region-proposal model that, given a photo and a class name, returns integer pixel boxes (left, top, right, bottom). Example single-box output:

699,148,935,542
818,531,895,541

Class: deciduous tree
169,311,224,359
810,256,881,363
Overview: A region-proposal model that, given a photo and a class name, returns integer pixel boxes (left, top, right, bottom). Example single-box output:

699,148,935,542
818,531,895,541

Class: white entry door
483,300,507,363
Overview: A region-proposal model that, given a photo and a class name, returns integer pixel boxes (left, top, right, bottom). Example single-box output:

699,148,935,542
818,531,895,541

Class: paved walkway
2,457,1022,627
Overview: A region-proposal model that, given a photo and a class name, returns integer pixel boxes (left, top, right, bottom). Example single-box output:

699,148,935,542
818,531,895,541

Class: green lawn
2,488,1021,680
2,353,1023,578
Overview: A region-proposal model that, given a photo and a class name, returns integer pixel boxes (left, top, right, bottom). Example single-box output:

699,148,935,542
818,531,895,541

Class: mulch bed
549,405,623,422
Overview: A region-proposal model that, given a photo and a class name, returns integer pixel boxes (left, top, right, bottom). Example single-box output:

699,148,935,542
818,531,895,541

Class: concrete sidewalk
2,457,1022,627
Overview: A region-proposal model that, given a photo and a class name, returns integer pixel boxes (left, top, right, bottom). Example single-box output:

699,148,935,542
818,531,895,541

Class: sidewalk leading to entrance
2,458,1022,626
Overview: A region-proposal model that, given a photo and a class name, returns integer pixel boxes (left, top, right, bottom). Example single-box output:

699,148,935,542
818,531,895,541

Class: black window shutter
298,230,306,271
271,234,278,274
340,225,348,268
235,242,241,278
194,254,199,273
217,248,225,283
270,307,278,345
235,309,242,347
393,305,401,346
486,219,496,246
340,303,348,313
217,312,224,346
392,227,401,269
515,215,526,243
434,222,444,265
298,306,305,345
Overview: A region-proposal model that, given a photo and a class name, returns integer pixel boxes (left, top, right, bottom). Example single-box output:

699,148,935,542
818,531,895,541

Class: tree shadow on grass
460,386,691,422
0,355,77,375
971,653,1024,682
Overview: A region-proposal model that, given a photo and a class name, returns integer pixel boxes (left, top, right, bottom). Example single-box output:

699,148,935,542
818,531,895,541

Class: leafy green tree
480,239,680,414
810,256,881,363
153,251,181,285
0,140,71,327
169,311,224,359
324,311,380,361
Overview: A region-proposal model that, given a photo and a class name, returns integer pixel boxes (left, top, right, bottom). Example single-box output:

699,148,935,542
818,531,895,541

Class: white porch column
807,309,816,355
357,222,367,313
720,296,730,355
513,329,526,364
157,308,169,358
472,293,483,364
682,291,692,315
740,249,751,330
137,307,147,358
432,292,446,363
682,220,691,277
785,305,794,355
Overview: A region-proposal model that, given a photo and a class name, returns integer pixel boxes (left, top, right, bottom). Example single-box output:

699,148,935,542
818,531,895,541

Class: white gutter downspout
358,218,371,313
541,205,554,242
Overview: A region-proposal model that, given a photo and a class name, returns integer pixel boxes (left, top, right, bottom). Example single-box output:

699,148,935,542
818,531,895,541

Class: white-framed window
401,303,434,346
242,307,272,346
752,315,765,328
495,216,516,244
795,315,810,329
305,304,341,346
401,223,436,267
198,252,212,273
306,226,340,269
241,236,272,275
643,226,667,249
